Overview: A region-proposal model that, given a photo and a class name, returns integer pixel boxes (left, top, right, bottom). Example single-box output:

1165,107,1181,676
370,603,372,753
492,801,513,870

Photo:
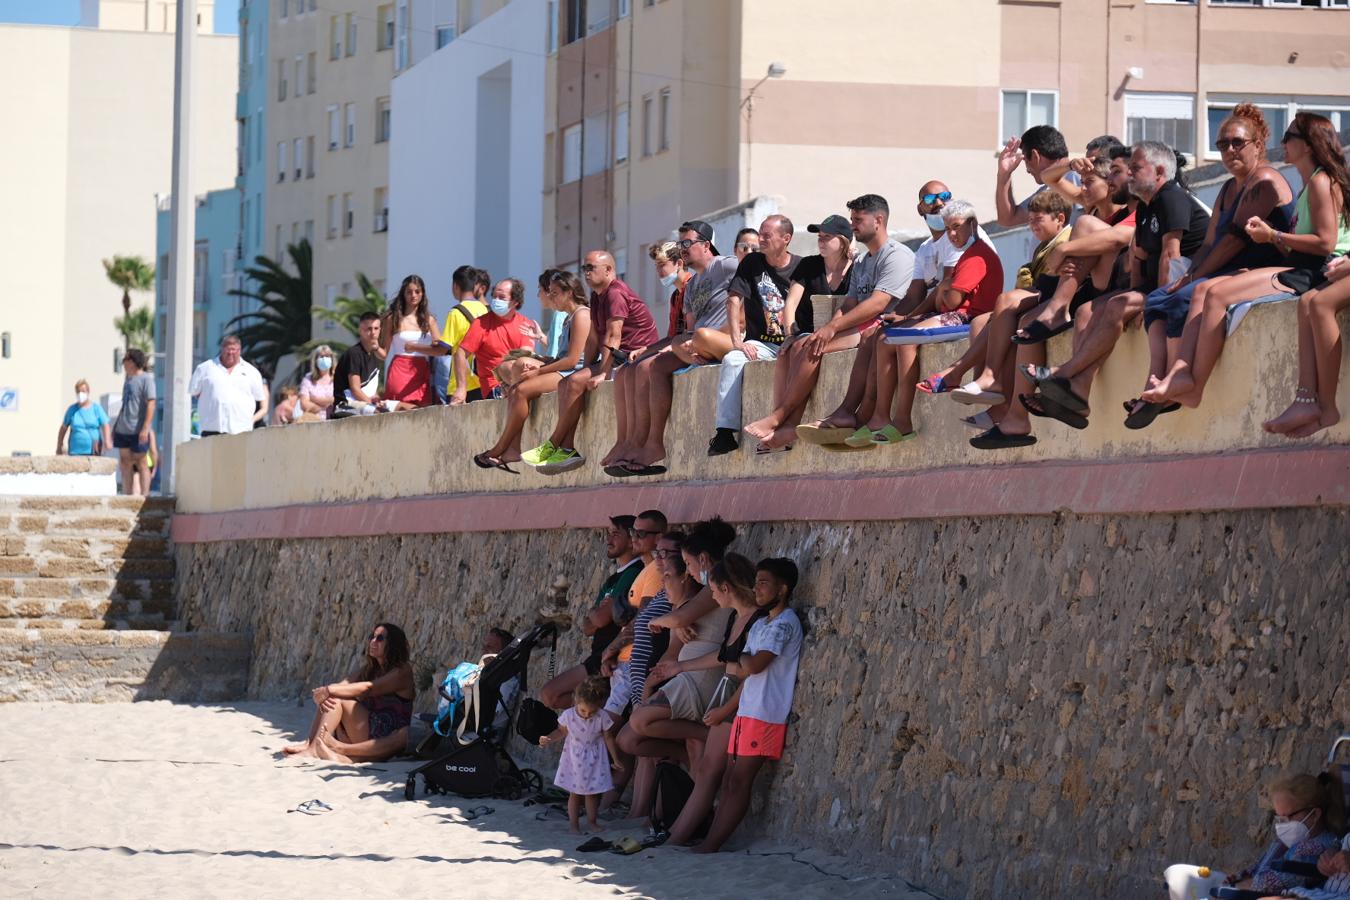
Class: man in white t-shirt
189,335,269,436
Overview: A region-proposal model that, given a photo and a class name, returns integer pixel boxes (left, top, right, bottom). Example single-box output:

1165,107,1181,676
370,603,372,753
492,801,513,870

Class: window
305,136,315,177
326,195,338,238
587,0,611,34
546,0,558,52
279,0,288,19
1210,1,1348,6
275,225,283,260
344,103,356,147
255,107,262,162
561,124,582,183
193,310,207,356
543,132,556,191
396,0,409,70
1000,89,1058,141
377,4,394,50
292,138,303,181
583,111,608,176
345,13,356,57
1125,92,1196,154
291,222,300,245
435,24,456,49
325,284,337,309
641,95,653,157
304,220,314,244
373,187,388,232
619,0,631,17
564,0,585,42
376,97,391,143
658,88,671,151
293,56,302,98
614,104,629,164
329,15,341,59
276,59,287,101
342,193,353,236
306,52,316,93
327,105,340,150
276,141,287,182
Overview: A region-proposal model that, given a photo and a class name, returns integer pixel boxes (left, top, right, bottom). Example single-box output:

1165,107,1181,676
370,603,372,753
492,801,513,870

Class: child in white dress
542,675,614,833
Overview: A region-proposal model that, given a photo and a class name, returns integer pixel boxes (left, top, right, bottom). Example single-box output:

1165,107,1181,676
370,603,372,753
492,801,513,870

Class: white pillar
162,0,197,495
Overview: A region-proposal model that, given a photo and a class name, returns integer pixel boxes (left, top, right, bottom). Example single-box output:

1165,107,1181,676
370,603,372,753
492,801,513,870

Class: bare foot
1285,421,1326,439
569,822,583,835
601,443,628,466
587,822,605,833
764,426,796,449
743,415,781,442
1140,366,1196,406
282,741,310,755
1264,399,1322,434
691,842,721,855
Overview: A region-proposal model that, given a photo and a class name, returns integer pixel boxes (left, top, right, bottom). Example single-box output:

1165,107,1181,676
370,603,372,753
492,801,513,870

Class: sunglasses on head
1281,129,1306,144
1215,137,1253,152
677,238,707,250
922,191,952,205
369,632,387,643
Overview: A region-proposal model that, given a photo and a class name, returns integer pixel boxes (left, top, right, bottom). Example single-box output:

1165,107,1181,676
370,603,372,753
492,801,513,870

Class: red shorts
727,715,786,760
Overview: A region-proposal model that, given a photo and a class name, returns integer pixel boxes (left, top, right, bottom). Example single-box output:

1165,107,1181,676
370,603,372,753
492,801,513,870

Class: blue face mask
660,271,678,288
316,356,332,372
489,297,512,317
925,212,946,231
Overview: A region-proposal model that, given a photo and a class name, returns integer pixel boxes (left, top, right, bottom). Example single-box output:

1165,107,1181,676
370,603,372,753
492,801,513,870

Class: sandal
462,804,495,821
621,462,668,477
1021,365,1088,415
871,424,917,444
639,830,670,849
1011,318,1073,345
916,374,952,395
472,452,519,474
951,383,1006,406
795,422,853,445
754,442,792,455
575,837,614,852
969,426,1038,450
603,463,637,478
1020,393,1088,430
609,836,644,855
1123,399,1179,431
959,411,995,431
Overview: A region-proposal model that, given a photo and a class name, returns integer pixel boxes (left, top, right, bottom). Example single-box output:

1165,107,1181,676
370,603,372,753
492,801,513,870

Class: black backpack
649,761,709,837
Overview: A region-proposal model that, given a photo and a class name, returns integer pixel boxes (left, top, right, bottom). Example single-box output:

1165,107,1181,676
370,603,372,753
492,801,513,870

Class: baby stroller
404,622,557,802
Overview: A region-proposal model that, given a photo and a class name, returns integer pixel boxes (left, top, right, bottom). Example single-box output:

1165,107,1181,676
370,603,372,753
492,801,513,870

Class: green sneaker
538,447,586,474
521,441,556,466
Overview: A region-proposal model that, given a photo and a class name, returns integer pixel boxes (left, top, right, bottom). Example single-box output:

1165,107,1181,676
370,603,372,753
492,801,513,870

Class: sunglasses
735,242,758,251
369,632,387,643
1281,129,1306,144
652,548,677,559
922,191,952,205
1215,138,1253,152
581,263,599,273
629,527,662,538
676,238,708,250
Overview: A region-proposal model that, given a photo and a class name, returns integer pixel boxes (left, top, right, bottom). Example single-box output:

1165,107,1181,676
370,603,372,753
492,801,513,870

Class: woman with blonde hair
56,378,112,456
298,345,336,421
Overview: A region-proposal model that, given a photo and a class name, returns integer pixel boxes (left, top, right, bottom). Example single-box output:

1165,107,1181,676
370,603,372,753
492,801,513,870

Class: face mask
76,391,89,403
696,568,709,586
925,212,946,231
660,271,678,287
316,357,332,372
489,297,512,317
1275,813,1311,848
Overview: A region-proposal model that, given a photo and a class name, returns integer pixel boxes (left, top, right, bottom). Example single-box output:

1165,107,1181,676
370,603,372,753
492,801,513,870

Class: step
0,576,174,603
0,556,175,580
0,495,174,514
0,496,173,539
1,535,171,563
0,628,250,703
0,615,176,631
0,597,175,622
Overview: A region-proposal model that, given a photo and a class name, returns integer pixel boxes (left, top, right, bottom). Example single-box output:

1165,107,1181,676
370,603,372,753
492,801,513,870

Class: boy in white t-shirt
693,557,803,854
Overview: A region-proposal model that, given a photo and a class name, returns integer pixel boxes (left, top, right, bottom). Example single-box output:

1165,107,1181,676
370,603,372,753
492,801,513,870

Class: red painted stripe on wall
171,446,1350,544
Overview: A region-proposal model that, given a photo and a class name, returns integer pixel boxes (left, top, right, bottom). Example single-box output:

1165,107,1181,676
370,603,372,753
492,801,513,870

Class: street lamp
741,62,786,199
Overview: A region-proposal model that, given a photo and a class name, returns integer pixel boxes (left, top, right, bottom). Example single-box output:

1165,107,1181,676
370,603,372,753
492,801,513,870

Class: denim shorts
1143,277,1210,339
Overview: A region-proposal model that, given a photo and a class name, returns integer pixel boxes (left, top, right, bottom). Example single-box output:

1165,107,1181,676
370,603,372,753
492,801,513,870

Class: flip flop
575,837,614,852
870,424,917,444
639,831,670,849
916,374,952,395
754,442,792,455
842,426,877,448
292,799,335,815
795,423,854,445
1123,399,1178,430
969,426,1038,450
951,383,1006,406
1022,365,1089,415
462,804,495,820
1010,318,1073,345
603,464,636,478
621,463,668,477
472,452,518,474
609,836,644,855
1020,393,1088,430
959,411,995,431
1121,399,1182,417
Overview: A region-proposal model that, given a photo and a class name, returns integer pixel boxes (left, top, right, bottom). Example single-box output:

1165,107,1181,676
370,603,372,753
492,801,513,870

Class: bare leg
568,792,583,834
973,292,1042,392
584,794,603,832
862,343,899,432
487,373,561,460
668,721,732,844
1266,281,1350,435
283,698,327,754
747,331,861,438
321,726,408,762
118,448,135,496
692,327,734,361
541,664,588,710
633,353,688,466
1052,290,1144,380
547,367,596,449
692,755,768,853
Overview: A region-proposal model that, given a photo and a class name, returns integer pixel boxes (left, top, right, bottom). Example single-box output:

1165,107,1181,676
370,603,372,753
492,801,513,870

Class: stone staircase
0,495,250,702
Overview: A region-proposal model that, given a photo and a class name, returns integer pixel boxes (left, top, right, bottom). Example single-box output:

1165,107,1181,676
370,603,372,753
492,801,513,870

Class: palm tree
103,255,156,351
225,239,313,383
113,305,155,355
304,272,386,356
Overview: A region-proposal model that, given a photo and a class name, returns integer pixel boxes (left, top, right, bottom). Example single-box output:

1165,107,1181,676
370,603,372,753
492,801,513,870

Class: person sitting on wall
995,124,1080,227
652,240,693,340
521,251,661,473
540,515,643,709
1264,254,1350,439
733,226,760,261
471,270,591,472
283,622,416,763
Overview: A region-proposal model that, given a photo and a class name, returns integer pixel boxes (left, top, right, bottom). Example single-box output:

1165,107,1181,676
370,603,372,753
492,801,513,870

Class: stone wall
175,507,1349,900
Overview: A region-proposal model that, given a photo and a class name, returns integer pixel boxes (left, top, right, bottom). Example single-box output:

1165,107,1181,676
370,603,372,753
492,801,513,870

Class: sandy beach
0,702,937,899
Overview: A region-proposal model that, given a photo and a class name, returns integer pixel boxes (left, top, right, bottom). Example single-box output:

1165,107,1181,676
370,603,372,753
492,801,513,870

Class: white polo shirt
189,357,266,434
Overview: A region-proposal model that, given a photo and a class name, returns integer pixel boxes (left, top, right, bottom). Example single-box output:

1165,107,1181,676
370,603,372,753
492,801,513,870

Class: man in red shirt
450,278,537,403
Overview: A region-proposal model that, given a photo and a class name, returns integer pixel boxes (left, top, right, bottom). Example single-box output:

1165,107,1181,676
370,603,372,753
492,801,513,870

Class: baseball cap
807,215,853,240
679,220,715,243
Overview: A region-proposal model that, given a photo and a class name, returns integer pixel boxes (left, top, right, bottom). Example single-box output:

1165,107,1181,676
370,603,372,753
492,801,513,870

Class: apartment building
236,0,269,304
0,0,237,456
264,0,409,343
540,0,1350,324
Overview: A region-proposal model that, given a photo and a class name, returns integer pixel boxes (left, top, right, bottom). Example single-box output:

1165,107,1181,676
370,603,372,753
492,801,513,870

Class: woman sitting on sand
284,622,415,763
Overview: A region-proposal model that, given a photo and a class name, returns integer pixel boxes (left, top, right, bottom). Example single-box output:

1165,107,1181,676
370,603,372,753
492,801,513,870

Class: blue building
237,0,269,285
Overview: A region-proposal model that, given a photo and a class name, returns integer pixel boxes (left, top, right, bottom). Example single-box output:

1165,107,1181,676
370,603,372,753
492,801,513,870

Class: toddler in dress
541,675,615,833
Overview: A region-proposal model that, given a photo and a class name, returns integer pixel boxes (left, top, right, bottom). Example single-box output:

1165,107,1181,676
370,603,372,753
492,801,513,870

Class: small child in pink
541,675,614,833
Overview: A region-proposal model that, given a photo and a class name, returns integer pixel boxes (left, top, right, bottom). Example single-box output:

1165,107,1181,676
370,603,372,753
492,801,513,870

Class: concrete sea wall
175,508,1349,899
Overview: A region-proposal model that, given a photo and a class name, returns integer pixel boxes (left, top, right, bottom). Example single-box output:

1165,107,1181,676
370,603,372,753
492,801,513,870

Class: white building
0,0,237,456
388,0,547,325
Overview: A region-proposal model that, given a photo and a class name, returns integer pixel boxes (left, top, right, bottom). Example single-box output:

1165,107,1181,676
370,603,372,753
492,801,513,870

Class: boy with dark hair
332,312,384,416
996,124,1080,224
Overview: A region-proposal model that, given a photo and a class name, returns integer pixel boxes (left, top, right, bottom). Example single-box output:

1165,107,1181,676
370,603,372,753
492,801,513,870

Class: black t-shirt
728,252,803,345
791,254,852,301
333,343,380,403
1134,181,1210,287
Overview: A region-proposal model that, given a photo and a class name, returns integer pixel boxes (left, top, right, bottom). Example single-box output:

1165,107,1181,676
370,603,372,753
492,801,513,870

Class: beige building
0,0,236,456
264,0,403,342
543,0,1350,320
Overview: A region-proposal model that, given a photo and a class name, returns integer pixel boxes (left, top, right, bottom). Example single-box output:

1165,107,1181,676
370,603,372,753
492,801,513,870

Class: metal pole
163,0,197,495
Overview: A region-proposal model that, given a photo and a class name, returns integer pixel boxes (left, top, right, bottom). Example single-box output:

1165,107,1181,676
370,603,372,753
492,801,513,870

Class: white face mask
659,271,678,287
316,356,332,372
696,568,709,586
76,391,89,403
1275,812,1312,848
925,212,946,231
489,297,512,317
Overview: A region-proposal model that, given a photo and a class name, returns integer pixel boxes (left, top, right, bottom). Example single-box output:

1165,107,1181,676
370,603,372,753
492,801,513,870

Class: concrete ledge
0,456,117,476
173,301,1350,515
